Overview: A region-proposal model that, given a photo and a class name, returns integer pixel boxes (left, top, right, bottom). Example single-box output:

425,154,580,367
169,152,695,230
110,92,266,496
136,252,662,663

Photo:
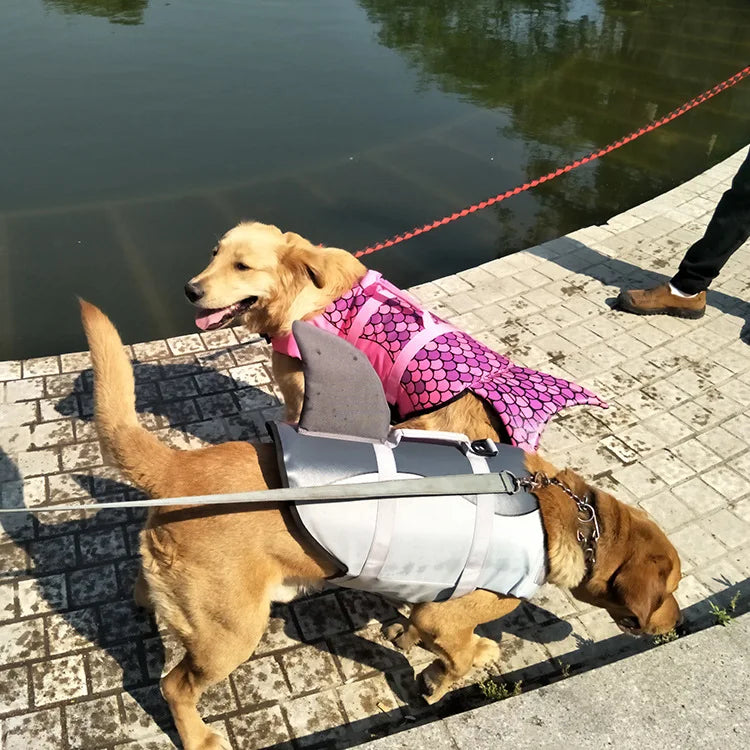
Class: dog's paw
384,620,419,651
383,621,405,641
472,637,501,667
419,660,450,705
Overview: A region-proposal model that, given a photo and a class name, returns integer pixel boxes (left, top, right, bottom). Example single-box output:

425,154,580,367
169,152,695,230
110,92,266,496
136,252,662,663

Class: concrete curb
362,611,750,750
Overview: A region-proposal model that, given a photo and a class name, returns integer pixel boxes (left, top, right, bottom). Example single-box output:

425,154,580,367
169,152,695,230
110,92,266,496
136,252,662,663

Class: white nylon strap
383,321,456,403
359,442,398,581
344,273,389,346
345,293,386,346
450,450,495,599
388,428,471,448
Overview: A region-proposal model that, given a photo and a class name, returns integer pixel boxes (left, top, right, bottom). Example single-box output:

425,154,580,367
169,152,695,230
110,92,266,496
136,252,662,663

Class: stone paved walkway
1,146,749,749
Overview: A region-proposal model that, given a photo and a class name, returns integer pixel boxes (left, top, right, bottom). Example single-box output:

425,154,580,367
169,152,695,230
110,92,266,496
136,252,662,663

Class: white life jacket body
269,422,547,604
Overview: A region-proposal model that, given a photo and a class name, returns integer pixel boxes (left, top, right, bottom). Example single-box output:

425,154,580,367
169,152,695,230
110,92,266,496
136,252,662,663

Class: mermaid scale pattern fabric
322,275,607,451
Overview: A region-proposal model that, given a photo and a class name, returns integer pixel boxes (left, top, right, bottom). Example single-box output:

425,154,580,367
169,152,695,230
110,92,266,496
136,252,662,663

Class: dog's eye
211,247,219,257
235,262,251,271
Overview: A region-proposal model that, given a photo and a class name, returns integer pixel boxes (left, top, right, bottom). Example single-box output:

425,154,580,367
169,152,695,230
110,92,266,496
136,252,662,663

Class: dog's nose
184,281,204,303
672,612,688,637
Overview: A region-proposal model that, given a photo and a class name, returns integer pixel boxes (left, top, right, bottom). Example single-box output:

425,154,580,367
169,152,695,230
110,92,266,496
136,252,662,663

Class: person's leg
617,148,750,318
671,148,750,294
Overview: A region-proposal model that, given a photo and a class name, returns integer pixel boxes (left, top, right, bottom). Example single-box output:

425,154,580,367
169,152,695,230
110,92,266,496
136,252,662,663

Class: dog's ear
611,553,670,630
283,232,366,294
284,232,327,288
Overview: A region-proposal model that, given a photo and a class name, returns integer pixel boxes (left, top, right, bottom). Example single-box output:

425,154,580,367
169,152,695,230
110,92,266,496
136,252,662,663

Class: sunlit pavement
1,147,749,748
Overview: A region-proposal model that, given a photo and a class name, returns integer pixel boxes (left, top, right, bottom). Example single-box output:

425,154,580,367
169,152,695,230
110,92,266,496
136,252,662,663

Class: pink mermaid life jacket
271,270,607,451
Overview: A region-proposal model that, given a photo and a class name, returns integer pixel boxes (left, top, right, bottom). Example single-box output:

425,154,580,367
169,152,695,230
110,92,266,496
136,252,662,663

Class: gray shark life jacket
266,321,548,604
269,422,546,603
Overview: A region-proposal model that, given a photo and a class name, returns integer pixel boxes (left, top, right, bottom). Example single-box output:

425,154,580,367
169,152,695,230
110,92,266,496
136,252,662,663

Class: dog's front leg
272,351,305,421
133,569,153,611
409,592,520,703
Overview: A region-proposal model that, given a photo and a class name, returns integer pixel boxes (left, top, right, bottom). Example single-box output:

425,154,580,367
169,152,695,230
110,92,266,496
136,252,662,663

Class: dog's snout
184,281,204,303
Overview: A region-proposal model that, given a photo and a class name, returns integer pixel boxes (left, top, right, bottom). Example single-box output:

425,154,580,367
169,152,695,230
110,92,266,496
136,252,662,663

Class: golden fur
188,221,514,436
81,301,682,750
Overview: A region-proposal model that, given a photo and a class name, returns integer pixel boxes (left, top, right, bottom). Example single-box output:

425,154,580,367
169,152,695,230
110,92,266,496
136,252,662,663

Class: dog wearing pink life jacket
187,223,607,452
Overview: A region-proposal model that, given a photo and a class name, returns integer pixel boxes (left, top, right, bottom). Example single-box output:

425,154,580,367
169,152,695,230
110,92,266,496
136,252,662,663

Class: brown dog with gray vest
80,300,681,750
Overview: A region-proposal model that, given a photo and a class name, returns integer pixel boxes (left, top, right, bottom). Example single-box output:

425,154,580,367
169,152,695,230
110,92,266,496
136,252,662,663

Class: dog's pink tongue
194,308,229,331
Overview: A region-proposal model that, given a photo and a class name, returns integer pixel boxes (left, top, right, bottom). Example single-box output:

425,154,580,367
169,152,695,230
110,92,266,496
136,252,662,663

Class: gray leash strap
0,471,525,514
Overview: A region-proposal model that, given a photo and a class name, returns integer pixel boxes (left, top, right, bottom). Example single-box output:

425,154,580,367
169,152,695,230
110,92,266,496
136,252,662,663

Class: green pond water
0,0,748,359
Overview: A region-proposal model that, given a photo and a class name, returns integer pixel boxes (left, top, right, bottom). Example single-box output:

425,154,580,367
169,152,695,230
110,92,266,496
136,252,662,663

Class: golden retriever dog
80,300,681,750
183,221,545,440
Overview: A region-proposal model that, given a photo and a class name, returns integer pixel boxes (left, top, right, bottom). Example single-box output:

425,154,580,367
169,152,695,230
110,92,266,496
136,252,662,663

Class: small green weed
652,628,679,645
478,678,522,701
555,658,571,677
709,592,740,627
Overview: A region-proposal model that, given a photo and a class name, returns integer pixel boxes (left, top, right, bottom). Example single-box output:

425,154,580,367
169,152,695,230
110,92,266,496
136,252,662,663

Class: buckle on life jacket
468,438,498,457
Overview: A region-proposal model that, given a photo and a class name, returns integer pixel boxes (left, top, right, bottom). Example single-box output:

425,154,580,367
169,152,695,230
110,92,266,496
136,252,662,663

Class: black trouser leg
671,148,750,295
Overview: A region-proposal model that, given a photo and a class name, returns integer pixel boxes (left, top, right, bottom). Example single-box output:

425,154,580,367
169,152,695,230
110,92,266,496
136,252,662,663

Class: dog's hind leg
409,591,521,704
160,595,271,750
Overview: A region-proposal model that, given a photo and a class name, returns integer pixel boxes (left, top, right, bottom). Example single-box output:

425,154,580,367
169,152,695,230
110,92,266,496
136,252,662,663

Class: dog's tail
79,299,173,495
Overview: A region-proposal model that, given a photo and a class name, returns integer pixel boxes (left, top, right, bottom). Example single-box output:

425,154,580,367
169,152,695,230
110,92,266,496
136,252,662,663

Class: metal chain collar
518,471,601,568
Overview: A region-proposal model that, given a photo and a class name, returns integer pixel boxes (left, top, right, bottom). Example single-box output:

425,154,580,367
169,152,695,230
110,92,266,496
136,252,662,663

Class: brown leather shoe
616,283,706,319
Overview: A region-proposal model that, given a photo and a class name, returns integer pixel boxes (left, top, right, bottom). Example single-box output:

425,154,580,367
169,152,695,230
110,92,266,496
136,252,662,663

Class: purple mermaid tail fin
472,365,608,452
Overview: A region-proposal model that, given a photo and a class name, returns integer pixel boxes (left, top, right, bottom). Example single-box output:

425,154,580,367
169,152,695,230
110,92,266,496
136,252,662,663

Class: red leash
355,65,750,259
